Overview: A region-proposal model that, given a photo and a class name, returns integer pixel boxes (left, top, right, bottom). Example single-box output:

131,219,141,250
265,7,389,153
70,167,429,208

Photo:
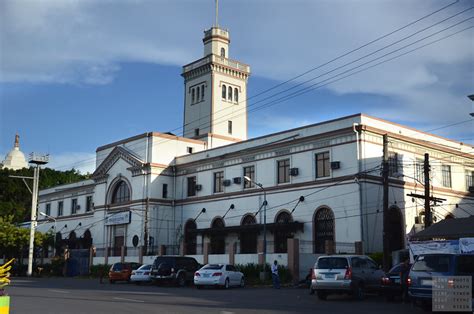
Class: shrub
235,263,291,285
368,252,384,266
90,264,111,278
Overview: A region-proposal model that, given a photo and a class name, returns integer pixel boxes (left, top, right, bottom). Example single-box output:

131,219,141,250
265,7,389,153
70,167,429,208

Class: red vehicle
108,262,141,283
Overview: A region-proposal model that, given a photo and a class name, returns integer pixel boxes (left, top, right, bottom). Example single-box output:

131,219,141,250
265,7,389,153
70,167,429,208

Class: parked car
108,262,141,283
150,256,200,286
309,255,385,300
380,262,411,301
194,264,244,289
130,264,152,284
408,253,474,309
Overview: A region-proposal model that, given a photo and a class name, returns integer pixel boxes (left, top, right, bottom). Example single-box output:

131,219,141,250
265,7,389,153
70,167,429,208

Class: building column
227,242,236,265
139,246,144,264
180,239,186,256
159,245,166,256
120,246,125,263
203,242,210,265
104,247,109,265
89,247,94,274
287,238,300,284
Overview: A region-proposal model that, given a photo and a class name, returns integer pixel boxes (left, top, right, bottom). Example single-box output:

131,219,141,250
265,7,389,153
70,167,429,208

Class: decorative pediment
92,146,145,181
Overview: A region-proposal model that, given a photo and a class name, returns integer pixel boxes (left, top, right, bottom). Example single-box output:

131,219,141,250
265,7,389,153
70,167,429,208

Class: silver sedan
194,264,244,289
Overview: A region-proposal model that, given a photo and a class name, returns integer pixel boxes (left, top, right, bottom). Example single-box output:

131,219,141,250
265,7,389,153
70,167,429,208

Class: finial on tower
215,0,219,27
14,133,20,148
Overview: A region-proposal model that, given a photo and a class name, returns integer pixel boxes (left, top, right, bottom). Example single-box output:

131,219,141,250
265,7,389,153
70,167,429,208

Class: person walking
271,260,280,289
400,258,410,303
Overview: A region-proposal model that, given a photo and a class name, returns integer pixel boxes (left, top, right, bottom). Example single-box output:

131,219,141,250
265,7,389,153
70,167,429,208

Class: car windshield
317,257,348,269
138,264,152,271
412,255,450,273
202,264,223,270
111,263,122,271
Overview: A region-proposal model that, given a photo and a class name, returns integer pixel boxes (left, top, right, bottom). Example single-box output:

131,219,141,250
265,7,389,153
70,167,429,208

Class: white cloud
1,0,473,124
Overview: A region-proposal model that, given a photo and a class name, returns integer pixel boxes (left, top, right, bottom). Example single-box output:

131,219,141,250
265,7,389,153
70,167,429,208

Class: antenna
215,0,219,27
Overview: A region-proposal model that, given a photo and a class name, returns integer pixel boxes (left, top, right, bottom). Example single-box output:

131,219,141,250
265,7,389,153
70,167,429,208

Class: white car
194,264,244,289
130,264,152,283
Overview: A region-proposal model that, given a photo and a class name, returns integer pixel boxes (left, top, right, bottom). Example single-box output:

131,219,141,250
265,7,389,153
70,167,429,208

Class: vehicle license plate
324,274,334,279
203,274,210,278
421,279,432,286
394,278,400,284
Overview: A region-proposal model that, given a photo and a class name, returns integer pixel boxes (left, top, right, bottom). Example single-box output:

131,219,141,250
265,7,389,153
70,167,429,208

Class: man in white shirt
271,260,280,289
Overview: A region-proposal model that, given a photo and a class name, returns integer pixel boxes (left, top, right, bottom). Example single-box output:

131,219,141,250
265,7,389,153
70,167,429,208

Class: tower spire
14,133,20,148
215,0,219,27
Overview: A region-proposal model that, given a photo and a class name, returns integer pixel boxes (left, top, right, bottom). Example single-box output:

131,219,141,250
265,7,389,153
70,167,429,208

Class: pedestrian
271,260,280,289
400,258,410,303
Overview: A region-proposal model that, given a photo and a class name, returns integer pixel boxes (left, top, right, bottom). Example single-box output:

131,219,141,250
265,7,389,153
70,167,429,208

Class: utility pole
382,134,390,272
424,153,431,227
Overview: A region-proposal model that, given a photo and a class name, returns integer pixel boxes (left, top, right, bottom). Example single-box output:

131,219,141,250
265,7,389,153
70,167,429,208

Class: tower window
201,85,205,99
228,86,232,100
234,88,238,102
228,121,233,134
221,47,225,58
222,85,226,99
187,147,193,154
194,128,199,136
162,184,168,199
196,86,200,102
191,88,195,103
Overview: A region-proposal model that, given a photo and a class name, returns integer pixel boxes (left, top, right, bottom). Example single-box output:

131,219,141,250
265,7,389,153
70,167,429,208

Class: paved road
8,278,422,314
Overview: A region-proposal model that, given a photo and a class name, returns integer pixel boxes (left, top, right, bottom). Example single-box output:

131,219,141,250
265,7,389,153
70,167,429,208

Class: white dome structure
2,134,28,170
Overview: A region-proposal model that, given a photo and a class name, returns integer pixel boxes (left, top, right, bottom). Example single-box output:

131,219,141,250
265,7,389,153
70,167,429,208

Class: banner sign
105,211,131,226
408,240,459,262
459,238,474,254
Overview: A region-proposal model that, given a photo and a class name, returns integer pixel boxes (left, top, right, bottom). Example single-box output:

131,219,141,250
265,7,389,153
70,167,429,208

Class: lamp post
39,212,56,257
244,176,267,279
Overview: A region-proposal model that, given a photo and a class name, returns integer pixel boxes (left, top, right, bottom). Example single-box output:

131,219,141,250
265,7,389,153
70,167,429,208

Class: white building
36,23,474,269
2,134,28,170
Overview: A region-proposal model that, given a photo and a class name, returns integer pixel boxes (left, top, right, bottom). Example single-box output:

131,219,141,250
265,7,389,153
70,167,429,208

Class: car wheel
224,278,230,289
240,277,245,288
353,283,364,300
196,285,202,289
385,295,394,302
317,291,327,300
109,280,115,284
177,274,186,287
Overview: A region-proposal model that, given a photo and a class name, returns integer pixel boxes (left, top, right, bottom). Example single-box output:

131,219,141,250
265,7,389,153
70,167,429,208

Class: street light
244,176,267,280
39,212,57,257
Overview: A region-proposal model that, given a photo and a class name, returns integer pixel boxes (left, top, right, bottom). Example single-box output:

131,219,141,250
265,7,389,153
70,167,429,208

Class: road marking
113,297,145,303
220,311,235,314
48,289,70,294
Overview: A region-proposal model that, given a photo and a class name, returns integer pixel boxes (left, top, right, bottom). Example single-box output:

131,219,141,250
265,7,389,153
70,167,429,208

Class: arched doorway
68,231,77,249
82,230,92,249
240,214,257,253
387,206,404,252
274,211,293,253
184,220,197,255
210,217,225,254
313,207,335,253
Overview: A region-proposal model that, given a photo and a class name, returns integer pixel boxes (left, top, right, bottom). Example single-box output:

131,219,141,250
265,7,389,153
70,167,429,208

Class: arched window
210,217,225,254
313,207,335,253
191,88,195,103
201,85,205,99
184,220,197,255
111,181,130,204
221,47,225,58
196,86,200,102
83,229,92,249
240,214,257,253
222,85,226,99
234,88,238,102
274,211,293,253
228,86,232,100
68,231,77,249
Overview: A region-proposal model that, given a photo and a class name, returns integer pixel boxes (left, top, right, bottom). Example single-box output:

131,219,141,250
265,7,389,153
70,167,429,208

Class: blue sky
1,0,473,173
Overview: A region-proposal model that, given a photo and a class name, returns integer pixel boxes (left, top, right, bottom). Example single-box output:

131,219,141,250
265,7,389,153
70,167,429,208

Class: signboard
433,276,472,312
459,238,474,254
408,240,459,262
105,211,131,226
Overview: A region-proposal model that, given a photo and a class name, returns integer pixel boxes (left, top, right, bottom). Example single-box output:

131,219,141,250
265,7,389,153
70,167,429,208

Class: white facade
36,23,474,260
